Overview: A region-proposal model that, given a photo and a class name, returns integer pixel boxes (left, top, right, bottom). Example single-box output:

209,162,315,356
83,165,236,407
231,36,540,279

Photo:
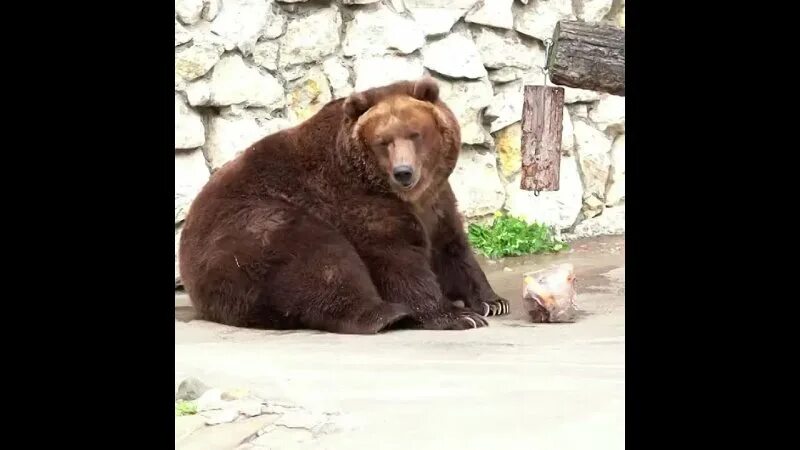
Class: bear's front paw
421,309,489,330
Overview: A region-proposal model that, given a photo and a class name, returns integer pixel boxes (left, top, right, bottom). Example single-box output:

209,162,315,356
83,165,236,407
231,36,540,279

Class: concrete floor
175,236,625,450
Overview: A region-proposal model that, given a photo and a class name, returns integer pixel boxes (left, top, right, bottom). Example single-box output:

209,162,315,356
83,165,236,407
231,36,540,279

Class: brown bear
179,78,509,334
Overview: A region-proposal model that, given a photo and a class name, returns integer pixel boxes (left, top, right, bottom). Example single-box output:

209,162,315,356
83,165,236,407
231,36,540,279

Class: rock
568,103,588,118
176,74,186,92
605,134,624,206
281,65,307,81
564,88,601,104
353,55,424,92
472,26,543,70
573,120,612,208
323,57,353,98
204,408,241,425
612,0,625,27
343,4,425,56
409,9,464,36
184,53,285,109
494,103,575,169
209,0,272,56
204,108,291,170
504,156,583,231
435,76,494,145
196,388,226,412
244,0,284,40
342,0,379,3
286,67,332,125
568,204,625,239
238,400,266,417
578,0,613,22
405,0,479,36
178,415,277,449
279,5,341,67
175,149,210,223
465,0,514,30
260,402,298,416
582,194,604,218
252,40,279,72
175,20,193,46
493,122,521,178
174,39,223,81
485,79,522,133
276,411,330,429
262,12,285,40
513,0,575,41
519,67,601,104
250,411,354,446
175,226,183,286
176,0,205,25
221,388,250,400
449,148,506,217
203,0,221,21
588,94,625,134
422,33,487,79
176,377,211,401
252,421,314,445
175,94,205,149
389,0,406,12
276,0,309,2
488,67,523,83
562,106,575,156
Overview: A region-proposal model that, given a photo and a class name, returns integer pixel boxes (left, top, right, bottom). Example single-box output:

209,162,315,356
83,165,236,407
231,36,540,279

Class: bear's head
339,78,461,203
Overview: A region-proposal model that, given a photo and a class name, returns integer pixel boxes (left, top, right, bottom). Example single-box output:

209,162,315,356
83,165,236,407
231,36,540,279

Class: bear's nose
392,165,414,187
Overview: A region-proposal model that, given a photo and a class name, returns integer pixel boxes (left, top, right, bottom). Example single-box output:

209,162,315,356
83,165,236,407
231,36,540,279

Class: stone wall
175,0,625,286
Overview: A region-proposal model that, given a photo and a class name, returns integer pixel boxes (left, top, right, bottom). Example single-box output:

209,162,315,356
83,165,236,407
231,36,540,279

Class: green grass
468,212,568,259
175,400,198,416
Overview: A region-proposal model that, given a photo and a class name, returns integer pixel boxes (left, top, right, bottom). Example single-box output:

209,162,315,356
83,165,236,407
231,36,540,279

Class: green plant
468,212,568,259
175,400,198,416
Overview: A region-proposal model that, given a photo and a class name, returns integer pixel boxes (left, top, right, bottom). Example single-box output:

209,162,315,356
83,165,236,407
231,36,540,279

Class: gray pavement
175,236,625,450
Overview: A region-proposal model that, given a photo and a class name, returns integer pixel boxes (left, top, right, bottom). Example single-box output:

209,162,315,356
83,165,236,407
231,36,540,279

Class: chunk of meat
522,263,578,323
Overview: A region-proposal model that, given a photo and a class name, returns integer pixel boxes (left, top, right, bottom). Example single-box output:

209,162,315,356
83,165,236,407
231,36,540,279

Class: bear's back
182,98,349,236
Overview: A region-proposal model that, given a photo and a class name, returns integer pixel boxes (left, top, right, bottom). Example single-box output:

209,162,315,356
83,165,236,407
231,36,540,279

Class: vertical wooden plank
520,85,565,191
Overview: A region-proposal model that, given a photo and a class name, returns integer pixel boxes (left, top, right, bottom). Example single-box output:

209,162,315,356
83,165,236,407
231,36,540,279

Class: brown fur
179,78,509,334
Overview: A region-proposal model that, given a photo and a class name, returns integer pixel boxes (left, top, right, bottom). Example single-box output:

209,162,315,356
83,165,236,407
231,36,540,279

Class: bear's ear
343,93,371,120
412,77,439,103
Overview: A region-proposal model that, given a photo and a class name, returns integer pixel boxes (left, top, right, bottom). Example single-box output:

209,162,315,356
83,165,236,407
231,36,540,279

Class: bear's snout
392,165,414,187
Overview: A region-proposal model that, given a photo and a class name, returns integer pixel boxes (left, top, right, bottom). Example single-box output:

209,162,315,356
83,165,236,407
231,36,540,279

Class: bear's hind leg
245,211,416,334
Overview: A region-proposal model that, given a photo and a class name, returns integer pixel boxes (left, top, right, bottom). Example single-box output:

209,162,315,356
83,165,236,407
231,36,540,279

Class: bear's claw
481,298,510,317
455,311,488,329
421,310,489,330
464,316,477,328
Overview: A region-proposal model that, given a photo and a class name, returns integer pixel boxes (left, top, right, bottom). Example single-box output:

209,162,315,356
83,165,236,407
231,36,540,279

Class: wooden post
520,85,564,192
548,20,625,96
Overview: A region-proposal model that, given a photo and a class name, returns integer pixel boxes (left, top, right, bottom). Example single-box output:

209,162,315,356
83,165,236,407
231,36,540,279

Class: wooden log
548,20,625,96
520,85,564,192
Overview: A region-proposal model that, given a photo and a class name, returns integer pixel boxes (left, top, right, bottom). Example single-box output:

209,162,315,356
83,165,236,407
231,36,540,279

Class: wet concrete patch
176,235,625,326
